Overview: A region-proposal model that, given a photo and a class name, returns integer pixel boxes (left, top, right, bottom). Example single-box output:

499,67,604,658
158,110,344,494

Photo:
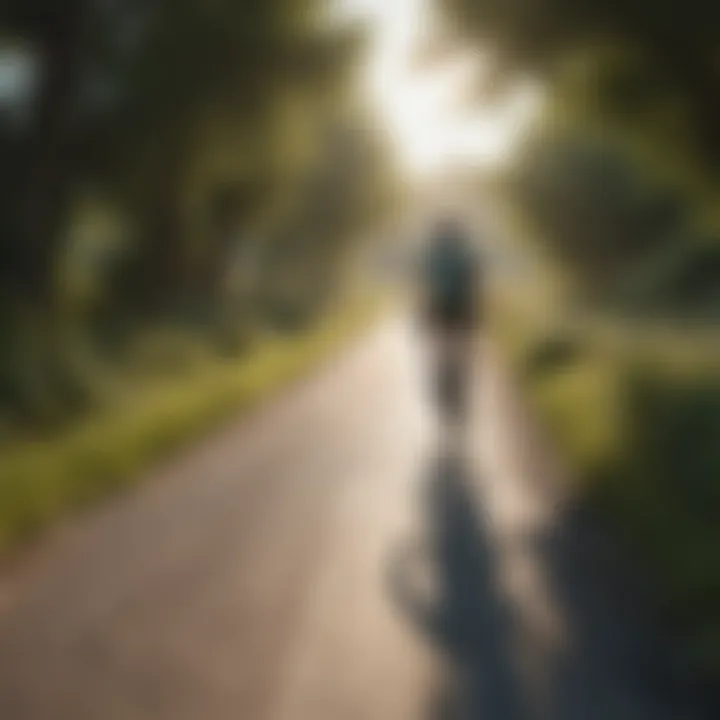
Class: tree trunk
20,0,89,308
134,157,189,320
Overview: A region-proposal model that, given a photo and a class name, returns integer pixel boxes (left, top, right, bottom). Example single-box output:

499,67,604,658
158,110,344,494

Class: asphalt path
0,317,713,719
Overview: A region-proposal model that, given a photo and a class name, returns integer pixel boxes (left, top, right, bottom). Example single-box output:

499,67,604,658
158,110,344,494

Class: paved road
0,318,713,719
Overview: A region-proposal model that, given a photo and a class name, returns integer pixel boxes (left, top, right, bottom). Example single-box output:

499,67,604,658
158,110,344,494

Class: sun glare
339,0,542,176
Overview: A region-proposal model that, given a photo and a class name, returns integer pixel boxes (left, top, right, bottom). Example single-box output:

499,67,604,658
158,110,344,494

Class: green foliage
608,364,720,675
439,0,720,167
626,240,720,315
0,0,399,428
0,298,380,555
509,129,720,314
524,330,584,378
502,302,720,677
467,0,720,678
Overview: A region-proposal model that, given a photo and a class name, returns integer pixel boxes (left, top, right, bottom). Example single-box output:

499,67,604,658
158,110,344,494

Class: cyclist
419,216,483,426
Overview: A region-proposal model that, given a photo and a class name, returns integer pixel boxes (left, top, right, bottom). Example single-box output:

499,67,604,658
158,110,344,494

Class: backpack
426,241,477,312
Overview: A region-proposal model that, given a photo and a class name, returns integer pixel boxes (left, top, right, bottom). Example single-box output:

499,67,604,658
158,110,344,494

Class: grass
494,293,720,681
0,298,382,557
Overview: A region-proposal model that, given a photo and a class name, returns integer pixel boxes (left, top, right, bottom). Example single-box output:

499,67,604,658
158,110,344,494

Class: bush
625,238,720,316
524,330,585,377
610,366,720,674
0,298,379,556
511,314,720,677
127,328,215,377
510,130,720,313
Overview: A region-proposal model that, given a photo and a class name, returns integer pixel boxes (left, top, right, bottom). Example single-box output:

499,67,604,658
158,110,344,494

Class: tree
0,0,394,424
438,0,720,166
2,0,92,305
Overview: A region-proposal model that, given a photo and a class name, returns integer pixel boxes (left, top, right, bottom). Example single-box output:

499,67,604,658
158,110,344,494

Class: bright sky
338,0,542,176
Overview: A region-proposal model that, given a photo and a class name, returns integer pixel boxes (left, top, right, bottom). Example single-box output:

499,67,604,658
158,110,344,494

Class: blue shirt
424,234,480,307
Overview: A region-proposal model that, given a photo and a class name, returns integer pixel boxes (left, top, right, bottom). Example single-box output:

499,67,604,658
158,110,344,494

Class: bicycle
432,329,473,428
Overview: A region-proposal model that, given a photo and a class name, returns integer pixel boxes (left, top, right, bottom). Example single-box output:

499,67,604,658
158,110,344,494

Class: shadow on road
523,498,719,720
386,447,720,720
387,450,529,720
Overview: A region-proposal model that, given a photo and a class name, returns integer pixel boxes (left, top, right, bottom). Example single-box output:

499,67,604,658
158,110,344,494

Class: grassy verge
493,298,720,682
0,299,382,558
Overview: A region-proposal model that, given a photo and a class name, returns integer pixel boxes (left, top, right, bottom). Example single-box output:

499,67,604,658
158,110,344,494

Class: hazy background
1,0,720,694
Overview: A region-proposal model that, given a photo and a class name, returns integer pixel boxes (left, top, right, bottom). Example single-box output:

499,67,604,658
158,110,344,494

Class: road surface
0,318,713,719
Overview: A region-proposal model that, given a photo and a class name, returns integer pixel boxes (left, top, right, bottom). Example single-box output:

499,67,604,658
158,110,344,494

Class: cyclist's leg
451,330,471,423
436,328,467,424
425,302,474,427
445,307,478,425
430,327,451,418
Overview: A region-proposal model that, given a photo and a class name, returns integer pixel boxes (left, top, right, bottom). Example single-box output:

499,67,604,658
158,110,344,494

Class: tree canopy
0,0,398,425
439,0,720,165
